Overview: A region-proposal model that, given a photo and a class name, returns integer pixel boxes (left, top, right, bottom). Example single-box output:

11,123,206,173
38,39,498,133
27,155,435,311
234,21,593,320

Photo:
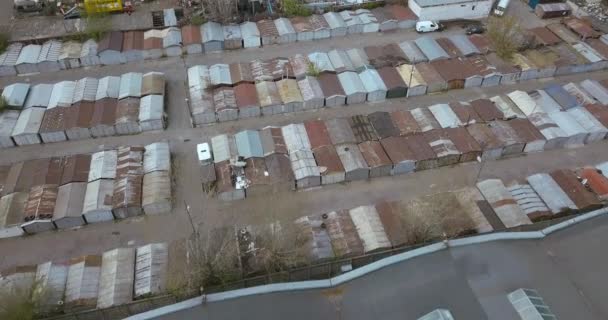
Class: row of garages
201,78,608,201
0,242,171,313
477,161,608,229
236,188,487,270
0,72,166,148
0,5,417,77
0,142,172,239
238,159,608,274
186,22,608,125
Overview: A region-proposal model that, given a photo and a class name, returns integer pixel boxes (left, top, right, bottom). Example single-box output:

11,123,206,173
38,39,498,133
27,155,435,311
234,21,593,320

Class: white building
409,0,493,21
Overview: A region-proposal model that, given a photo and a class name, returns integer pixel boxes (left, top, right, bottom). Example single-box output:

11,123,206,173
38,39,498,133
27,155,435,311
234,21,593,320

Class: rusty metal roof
304,119,333,150
122,31,144,51
181,25,202,45
389,110,420,136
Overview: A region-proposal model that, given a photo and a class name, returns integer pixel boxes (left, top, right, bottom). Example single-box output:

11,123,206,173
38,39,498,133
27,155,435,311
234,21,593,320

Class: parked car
416,21,445,33
465,24,485,35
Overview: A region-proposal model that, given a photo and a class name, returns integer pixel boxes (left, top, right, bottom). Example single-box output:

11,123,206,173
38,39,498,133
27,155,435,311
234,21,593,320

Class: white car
415,21,444,33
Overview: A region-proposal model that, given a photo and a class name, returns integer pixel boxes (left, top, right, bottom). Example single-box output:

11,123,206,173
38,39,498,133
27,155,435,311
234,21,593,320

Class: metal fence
42,212,582,320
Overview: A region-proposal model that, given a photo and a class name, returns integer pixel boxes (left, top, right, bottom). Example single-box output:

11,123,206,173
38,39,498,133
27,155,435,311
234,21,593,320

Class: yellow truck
84,0,123,14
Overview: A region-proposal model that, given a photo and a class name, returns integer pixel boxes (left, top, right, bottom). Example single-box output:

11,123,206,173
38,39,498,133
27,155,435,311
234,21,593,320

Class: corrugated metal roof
24,83,53,108
328,49,355,73
274,18,296,36
122,31,144,51
289,149,320,180
450,34,480,56
223,24,242,41
359,140,392,169
163,8,177,26
256,19,279,37
489,95,525,119
312,145,344,177
139,94,164,122
143,142,170,174
53,182,86,222
337,71,366,96
410,107,441,132
80,39,98,58
96,76,121,100
469,99,504,122
181,25,202,45
551,169,601,211
398,40,428,64
308,52,335,73
436,37,462,58
563,82,598,106
349,115,379,142
187,65,210,89
304,119,332,150
37,40,62,62
580,79,608,105
0,43,23,67
323,12,346,29
12,107,44,136
345,48,371,71
396,64,426,88
428,103,463,128
277,79,303,104
97,248,135,308
507,183,551,221
282,123,311,152
255,81,282,107
527,173,577,214
73,77,99,103
234,83,258,109
548,111,587,139
529,90,562,114
24,184,57,221
2,83,29,108
326,118,356,145
211,134,237,163
544,84,579,110
59,41,82,60
567,106,608,138
209,64,232,87
213,87,237,113
448,101,481,124
297,76,324,103
235,130,264,159
476,179,531,228
202,22,224,42
98,31,123,52
335,143,368,179
390,110,420,136
506,91,540,116
359,69,388,93
348,205,391,253
0,110,19,141
16,44,41,65
260,127,288,155
161,27,182,48
119,72,143,99
367,112,398,139
240,21,261,38
415,37,449,61
88,150,117,181
48,81,76,109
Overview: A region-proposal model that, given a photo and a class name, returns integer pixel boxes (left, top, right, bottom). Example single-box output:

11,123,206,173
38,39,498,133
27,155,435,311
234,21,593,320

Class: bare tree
398,191,477,245
201,0,238,24
486,16,523,60
238,221,310,276
183,227,242,291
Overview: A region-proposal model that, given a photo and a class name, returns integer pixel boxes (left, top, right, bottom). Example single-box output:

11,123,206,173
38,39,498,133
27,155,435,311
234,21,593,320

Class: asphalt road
153,215,608,320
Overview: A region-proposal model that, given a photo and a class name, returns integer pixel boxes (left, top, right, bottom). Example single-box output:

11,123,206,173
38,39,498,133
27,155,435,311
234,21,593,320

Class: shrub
0,96,8,112
486,16,522,60
0,33,9,55
190,15,205,26
360,2,384,9
84,14,111,41
306,62,320,77
282,0,312,17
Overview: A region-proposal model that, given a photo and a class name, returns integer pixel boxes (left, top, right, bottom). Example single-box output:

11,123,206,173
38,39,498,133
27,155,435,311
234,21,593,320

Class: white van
416,21,444,33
